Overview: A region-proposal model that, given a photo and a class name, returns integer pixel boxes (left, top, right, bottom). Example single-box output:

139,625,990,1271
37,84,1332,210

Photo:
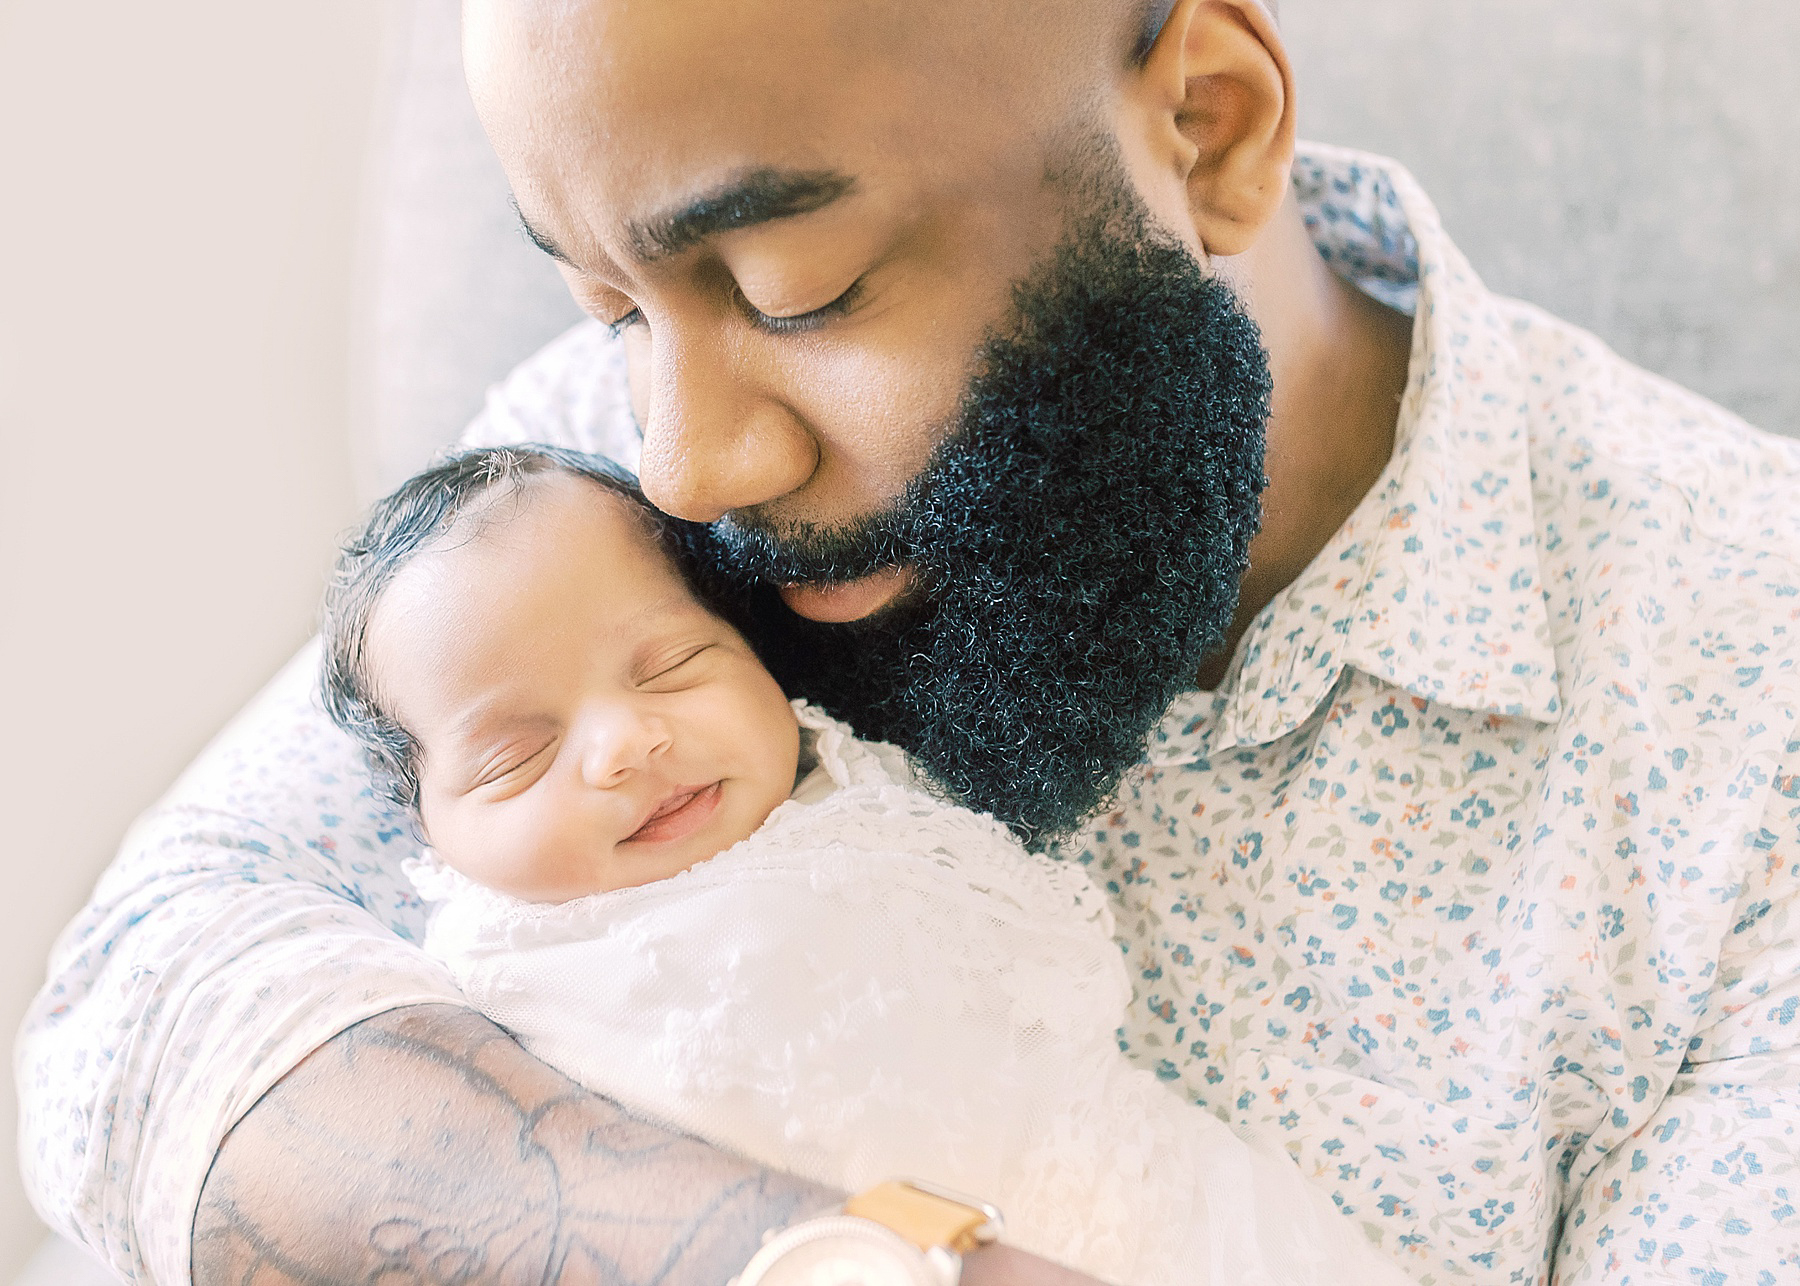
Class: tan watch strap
843,1180,993,1256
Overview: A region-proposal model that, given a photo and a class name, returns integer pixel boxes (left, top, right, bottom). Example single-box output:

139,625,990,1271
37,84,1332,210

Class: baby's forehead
421,470,673,574
377,472,687,636
470,468,661,538
370,481,712,710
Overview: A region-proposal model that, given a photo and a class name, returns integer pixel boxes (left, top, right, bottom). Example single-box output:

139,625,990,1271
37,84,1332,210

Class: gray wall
1285,0,1800,436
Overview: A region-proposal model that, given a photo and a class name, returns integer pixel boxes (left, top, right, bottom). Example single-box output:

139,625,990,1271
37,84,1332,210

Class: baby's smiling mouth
623,782,723,846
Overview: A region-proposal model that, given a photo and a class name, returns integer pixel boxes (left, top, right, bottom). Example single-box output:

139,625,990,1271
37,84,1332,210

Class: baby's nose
577,706,673,788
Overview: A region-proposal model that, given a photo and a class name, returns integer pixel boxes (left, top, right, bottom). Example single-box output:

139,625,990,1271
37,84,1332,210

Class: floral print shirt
17,145,1800,1286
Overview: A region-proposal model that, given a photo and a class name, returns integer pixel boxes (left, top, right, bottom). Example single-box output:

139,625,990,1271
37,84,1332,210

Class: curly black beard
680,163,1271,844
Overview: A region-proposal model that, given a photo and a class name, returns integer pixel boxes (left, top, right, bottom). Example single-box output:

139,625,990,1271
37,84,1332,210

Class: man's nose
576,705,674,789
635,327,818,523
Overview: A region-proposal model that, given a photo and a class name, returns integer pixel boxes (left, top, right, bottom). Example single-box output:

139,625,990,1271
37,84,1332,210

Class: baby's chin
466,864,679,904
427,844,663,903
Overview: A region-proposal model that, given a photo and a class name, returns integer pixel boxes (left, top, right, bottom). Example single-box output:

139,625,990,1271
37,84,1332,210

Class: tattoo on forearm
192,1005,830,1286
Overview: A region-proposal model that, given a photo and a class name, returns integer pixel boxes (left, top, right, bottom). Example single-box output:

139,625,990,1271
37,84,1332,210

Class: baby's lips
778,567,914,623
621,782,722,846
642,786,701,825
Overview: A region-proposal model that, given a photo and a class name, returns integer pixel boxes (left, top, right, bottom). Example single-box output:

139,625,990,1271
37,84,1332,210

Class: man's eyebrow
514,169,857,269
514,198,576,266
629,168,857,261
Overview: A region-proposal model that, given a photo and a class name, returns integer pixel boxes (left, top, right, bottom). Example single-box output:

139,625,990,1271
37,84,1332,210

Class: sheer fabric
414,704,1408,1285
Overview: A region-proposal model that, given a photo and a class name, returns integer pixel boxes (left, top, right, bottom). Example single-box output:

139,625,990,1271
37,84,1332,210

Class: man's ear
1135,0,1294,256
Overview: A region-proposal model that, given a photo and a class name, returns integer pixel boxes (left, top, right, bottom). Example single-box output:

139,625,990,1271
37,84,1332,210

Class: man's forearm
192,1004,830,1285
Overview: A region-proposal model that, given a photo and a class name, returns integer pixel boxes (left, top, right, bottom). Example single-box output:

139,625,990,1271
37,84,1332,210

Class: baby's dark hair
320,443,671,813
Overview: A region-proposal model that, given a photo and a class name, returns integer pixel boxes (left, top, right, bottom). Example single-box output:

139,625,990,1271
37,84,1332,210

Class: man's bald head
466,0,1158,170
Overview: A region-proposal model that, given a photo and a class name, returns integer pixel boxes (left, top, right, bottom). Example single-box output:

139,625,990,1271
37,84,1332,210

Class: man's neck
1197,195,1415,689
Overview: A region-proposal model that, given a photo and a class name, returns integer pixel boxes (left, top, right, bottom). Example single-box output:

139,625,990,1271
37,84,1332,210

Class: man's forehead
467,0,1123,129
470,0,1086,243
469,0,1001,84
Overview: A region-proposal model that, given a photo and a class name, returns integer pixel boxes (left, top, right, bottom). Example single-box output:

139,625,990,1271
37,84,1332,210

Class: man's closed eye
735,275,868,335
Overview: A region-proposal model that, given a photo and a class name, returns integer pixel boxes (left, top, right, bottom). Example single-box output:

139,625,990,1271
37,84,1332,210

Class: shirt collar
1149,143,1562,764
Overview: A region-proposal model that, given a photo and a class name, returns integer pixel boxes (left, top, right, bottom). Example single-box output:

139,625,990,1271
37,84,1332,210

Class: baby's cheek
749,728,803,826
504,813,610,901
440,801,591,902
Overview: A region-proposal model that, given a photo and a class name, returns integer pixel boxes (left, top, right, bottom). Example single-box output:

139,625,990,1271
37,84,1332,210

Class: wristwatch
732,1179,1005,1286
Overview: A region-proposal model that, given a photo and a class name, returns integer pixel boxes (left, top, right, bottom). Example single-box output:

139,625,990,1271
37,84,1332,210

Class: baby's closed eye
635,643,717,688
470,739,558,794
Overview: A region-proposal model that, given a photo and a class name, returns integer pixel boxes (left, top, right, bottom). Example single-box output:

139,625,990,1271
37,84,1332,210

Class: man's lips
623,781,723,845
778,566,915,623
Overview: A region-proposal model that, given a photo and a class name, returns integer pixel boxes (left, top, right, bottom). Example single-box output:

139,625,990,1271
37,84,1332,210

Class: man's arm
194,1009,1107,1286
192,1005,828,1285
1554,1062,1800,1282
1554,763,1800,1281
15,645,474,1284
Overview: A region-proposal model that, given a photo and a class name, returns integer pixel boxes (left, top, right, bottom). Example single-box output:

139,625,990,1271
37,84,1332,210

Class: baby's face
365,474,801,901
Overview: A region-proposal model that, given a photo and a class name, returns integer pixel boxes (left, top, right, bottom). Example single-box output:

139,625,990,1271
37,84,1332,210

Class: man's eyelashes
602,276,868,338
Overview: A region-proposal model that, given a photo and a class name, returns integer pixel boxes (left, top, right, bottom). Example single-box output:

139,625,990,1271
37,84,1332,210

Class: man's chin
776,566,917,623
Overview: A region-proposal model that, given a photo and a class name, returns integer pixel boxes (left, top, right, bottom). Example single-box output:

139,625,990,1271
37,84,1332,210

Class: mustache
710,506,915,587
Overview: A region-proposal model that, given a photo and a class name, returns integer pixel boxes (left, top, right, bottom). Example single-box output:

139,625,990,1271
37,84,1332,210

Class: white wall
0,3,384,1276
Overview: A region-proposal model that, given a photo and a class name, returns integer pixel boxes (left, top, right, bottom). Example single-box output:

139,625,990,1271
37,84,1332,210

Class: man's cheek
801,379,958,505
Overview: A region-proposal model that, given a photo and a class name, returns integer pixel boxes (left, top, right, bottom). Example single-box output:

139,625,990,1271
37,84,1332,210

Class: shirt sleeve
1553,754,1800,1282
14,320,640,1286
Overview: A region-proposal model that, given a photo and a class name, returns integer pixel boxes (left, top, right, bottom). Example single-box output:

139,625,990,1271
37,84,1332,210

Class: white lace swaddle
412,703,1407,1286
